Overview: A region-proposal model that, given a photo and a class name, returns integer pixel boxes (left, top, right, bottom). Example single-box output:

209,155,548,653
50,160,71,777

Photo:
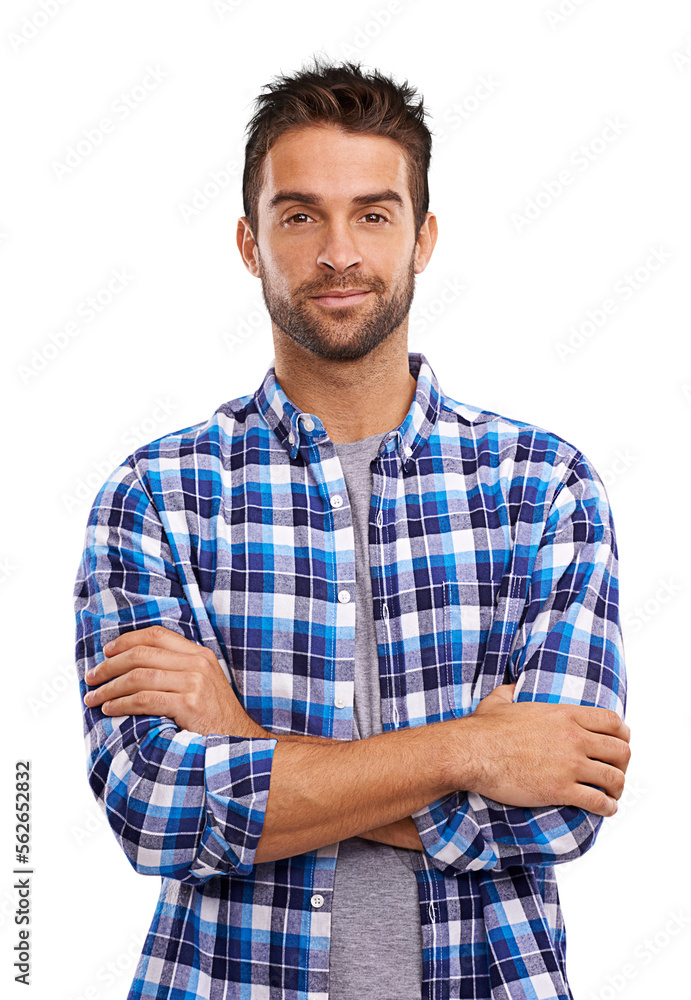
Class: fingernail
103,641,113,653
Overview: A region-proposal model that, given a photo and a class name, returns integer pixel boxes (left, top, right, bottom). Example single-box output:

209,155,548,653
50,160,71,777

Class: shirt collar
253,351,443,472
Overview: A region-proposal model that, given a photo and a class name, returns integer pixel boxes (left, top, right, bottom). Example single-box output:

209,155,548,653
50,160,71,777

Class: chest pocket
443,575,528,717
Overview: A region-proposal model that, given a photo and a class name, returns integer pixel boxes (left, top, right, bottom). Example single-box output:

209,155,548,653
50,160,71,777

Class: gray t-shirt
328,432,423,1000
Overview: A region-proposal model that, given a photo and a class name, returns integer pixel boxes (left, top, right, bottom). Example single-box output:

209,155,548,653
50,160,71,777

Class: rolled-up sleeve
74,460,277,884
413,449,627,874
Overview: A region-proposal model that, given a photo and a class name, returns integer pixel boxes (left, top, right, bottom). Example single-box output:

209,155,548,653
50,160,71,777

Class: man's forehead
259,125,410,205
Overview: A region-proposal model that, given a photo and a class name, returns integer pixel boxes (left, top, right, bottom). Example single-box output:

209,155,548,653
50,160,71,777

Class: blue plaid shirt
74,351,626,1000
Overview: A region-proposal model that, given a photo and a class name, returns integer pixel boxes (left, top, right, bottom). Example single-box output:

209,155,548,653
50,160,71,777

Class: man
75,58,629,1000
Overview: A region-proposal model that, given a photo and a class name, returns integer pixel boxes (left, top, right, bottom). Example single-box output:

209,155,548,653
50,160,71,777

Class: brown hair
242,55,433,241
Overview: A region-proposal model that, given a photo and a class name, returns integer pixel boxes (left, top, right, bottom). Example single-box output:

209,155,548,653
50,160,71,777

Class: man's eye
284,212,389,225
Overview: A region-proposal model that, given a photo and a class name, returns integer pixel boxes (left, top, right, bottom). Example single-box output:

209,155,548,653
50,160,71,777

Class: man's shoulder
439,392,586,473
97,391,258,498
134,392,255,457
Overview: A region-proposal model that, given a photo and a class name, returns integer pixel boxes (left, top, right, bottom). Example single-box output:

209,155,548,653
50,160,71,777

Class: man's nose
316,221,363,272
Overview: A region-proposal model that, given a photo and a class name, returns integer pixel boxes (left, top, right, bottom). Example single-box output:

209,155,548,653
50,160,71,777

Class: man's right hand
461,683,631,817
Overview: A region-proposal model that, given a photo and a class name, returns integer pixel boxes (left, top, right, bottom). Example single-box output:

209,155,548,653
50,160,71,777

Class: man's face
246,125,424,362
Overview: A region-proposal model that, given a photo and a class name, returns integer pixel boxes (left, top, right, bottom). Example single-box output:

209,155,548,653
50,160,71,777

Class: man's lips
310,290,371,308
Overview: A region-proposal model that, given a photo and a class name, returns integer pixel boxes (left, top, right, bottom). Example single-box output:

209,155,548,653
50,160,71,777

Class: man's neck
272,339,417,444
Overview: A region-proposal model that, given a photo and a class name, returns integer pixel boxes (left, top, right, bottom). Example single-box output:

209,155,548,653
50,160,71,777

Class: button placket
326,449,356,741
372,449,399,732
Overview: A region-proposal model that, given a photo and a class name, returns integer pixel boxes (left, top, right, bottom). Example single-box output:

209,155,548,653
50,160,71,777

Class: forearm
273,731,425,850
357,815,424,850
244,724,425,851
254,719,466,864
230,720,424,850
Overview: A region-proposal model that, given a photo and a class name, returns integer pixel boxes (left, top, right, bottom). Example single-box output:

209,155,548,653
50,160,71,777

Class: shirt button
302,417,315,432
334,697,346,709
288,432,295,445
376,510,383,528
404,444,413,456
330,494,343,508
311,894,324,908
338,590,351,604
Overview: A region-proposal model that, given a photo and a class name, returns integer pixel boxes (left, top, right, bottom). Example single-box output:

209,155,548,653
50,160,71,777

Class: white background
2,1,690,997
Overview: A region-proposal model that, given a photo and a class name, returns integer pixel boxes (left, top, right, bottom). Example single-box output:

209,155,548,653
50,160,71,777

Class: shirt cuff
411,791,497,874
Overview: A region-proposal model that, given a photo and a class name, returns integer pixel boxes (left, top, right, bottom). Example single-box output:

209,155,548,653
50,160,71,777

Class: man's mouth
310,290,371,308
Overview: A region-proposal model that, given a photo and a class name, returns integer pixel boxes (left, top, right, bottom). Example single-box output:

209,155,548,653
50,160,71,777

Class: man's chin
284,327,386,362
301,340,377,363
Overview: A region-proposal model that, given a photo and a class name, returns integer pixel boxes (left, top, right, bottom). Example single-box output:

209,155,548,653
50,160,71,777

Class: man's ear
236,216,260,278
414,212,438,275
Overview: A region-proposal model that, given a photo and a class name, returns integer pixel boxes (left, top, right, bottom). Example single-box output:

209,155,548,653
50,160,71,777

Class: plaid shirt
74,351,626,1000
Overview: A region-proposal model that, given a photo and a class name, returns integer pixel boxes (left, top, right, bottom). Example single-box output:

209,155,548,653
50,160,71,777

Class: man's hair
242,55,433,242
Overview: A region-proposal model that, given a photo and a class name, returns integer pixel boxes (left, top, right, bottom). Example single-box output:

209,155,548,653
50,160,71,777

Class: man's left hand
83,625,267,737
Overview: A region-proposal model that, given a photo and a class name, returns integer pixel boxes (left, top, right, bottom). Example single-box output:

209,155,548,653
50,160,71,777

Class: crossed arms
75,454,629,881
83,625,629,864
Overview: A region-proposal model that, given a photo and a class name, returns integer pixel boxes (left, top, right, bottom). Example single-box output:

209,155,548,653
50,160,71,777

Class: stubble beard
256,247,417,362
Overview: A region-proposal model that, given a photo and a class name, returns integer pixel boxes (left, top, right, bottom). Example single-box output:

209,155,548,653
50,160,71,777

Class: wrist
225,711,272,740
441,715,484,794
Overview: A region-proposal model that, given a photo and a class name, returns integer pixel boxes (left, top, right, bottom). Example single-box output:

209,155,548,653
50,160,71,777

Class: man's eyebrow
267,189,405,211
